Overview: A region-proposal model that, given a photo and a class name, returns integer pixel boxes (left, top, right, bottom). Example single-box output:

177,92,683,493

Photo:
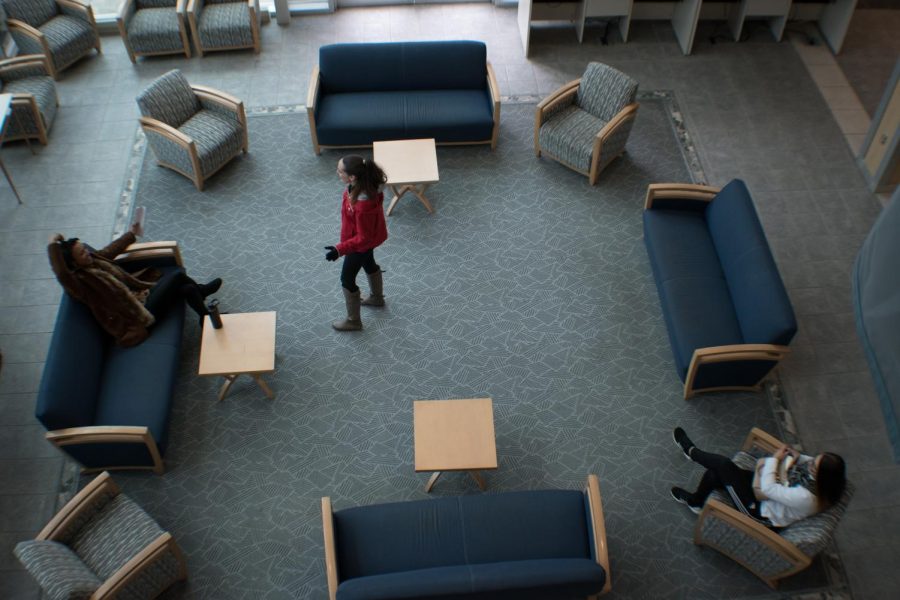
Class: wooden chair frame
139,86,247,190
5,0,102,80
186,0,260,57
117,0,191,64
322,474,611,600
36,472,188,599
534,77,639,185
43,241,182,475
644,183,792,399
305,62,501,156
694,428,812,588
0,55,58,145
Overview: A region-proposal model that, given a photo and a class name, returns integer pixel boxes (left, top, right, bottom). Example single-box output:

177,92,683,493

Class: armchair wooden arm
246,0,261,53
46,426,165,474
93,532,188,599
742,427,784,455
644,183,721,209
589,102,639,184
58,0,94,17
534,79,580,156
486,62,501,150
306,65,321,155
684,344,791,399
321,497,339,600
0,54,50,74
116,241,184,267
695,498,811,588
6,19,49,47
37,471,119,541
139,116,202,184
192,85,248,151
585,474,611,595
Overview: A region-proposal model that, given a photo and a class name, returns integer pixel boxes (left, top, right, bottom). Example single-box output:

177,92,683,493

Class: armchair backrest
136,0,178,7
1,0,58,28
136,69,200,129
780,482,854,557
576,62,638,123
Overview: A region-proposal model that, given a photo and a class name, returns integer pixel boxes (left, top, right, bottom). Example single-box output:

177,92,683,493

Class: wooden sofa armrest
742,427,784,455
486,62,501,150
585,474,611,595
321,497,339,600
644,183,721,209
684,344,791,399
93,532,188,599
46,426,165,474
695,498,811,587
37,471,119,541
306,65,321,155
116,241,183,267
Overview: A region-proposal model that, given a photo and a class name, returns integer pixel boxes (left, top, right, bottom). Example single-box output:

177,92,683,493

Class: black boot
198,278,222,298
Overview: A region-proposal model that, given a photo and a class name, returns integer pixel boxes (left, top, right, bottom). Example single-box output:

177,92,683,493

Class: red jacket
335,188,388,255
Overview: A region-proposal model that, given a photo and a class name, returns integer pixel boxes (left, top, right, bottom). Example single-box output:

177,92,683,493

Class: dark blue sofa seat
642,179,797,398
307,41,500,153
322,476,610,600
35,245,186,474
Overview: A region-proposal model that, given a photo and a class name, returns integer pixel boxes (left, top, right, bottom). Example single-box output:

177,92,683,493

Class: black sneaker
673,427,695,461
670,487,701,515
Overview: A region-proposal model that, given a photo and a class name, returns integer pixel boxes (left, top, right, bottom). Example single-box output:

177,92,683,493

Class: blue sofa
306,41,501,154
642,179,797,398
36,241,186,474
321,475,610,600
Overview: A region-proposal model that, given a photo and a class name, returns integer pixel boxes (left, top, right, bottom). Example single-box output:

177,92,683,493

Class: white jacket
759,455,817,527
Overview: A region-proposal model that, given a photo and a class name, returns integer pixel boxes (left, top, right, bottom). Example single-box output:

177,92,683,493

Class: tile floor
0,5,898,599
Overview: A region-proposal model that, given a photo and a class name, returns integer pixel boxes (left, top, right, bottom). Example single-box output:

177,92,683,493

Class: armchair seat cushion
69,494,165,580
537,105,605,173
41,16,97,69
316,90,494,147
13,540,102,600
179,109,246,175
197,2,254,48
3,74,58,134
127,8,184,54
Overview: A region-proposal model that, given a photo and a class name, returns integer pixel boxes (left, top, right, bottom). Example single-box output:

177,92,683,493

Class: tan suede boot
361,270,385,307
332,288,363,331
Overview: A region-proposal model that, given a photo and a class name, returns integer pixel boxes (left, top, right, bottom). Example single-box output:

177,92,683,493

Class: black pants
144,269,205,318
340,249,379,293
689,449,760,517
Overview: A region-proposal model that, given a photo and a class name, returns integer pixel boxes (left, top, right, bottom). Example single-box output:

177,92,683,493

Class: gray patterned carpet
104,99,845,599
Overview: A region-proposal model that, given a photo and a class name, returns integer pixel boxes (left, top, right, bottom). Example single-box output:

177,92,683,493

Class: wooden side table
198,311,277,401
374,138,440,216
413,397,497,492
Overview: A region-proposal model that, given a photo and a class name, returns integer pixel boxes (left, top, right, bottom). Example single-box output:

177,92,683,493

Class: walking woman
670,427,846,528
324,155,388,331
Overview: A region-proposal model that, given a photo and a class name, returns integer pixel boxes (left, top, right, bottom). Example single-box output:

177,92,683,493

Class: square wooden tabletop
413,397,497,472
198,311,276,376
373,138,440,186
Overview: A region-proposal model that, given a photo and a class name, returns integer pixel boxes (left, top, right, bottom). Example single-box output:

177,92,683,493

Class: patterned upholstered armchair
0,0,101,80
0,54,58,144
136,69,248,190
535,62,639,185
14,472,187,599
117,0,192,63
186,0,260,57
694,428,853,588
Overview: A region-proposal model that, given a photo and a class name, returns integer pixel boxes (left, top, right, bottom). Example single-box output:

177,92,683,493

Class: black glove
324,246,339,262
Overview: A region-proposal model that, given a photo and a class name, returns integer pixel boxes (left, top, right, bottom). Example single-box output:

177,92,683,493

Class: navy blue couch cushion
334,496,467,580
316,90,494,146
319,41,488,94
36,295,107,431
336,559,606,600
459,490,590,563
705,180,796,346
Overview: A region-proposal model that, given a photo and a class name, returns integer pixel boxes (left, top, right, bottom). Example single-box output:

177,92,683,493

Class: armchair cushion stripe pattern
535,62,639,185
14,473,188,600
0,55,59,144
14,540,102,600
136,69,199,127
40,14,96,68
179,110,245,174
118,0,191,63
3,0,57,27
198,1,252,48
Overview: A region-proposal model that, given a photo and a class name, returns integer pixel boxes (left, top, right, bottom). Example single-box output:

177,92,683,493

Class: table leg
469,470,487,491
386,184,406,216
217,374,238,401
0,156,23,205
425,471,442,493
252,373,275,399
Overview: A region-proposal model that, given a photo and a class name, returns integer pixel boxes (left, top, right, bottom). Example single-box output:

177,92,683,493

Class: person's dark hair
815,452,846,509
341,155,387,202
57,238,80,270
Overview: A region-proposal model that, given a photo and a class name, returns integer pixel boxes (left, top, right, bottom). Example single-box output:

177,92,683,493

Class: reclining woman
670,427,846,528
48,221,222,347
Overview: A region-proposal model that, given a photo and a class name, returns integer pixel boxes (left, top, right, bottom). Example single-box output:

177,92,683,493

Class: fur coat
48,232,161,347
